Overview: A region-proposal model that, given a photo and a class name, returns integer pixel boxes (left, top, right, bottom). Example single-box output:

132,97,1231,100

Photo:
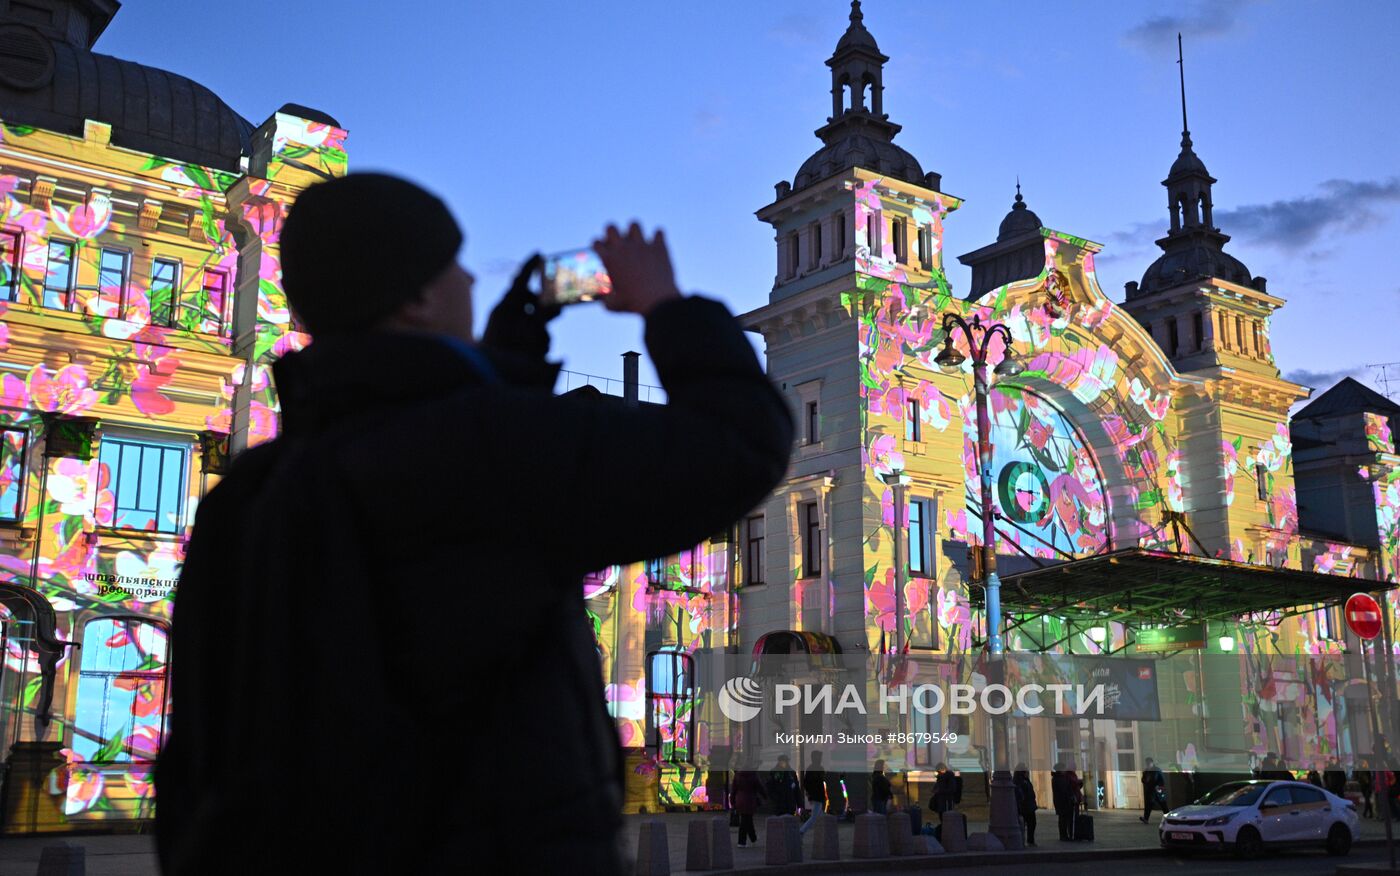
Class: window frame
97,434,192,535
43,238,76,310
806,401,820,445
73,616,171,766
646,649,696,765
905,398,921,442
0,227,20,303
148,257,182,328
744,514,765,586
801,500,822,578
908,497,932,577
197,267,230,336
97,247,130,314
0,426,28,524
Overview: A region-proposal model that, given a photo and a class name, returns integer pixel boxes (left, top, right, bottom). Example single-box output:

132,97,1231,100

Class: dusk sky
101,1,1400,399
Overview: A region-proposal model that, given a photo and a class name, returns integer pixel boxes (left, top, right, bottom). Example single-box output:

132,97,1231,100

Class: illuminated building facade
0,0,345,831
609,3,1400,813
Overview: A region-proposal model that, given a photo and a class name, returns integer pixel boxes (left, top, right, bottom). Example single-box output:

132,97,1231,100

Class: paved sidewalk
0,810,1396,874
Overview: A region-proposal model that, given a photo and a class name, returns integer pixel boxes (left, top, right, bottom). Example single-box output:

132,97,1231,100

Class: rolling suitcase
905,804,923,835
1074,809,1094,842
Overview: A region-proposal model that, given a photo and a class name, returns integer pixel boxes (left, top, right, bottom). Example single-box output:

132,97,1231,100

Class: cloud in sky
1104,177,1400,257
1284,366,1372,392
1123,0,1253,50
1216,178,1400,249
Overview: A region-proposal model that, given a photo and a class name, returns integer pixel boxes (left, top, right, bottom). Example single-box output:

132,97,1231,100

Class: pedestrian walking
871,760,893,815
1358,761,1374,818
732,766,766,847
930,762,957,814
1324,758,1347,796
1307,766,1324,788
768,755,800,816
153,175,794,876
1052,763,1075,841
800,752,828,834
1013,764,1038,846
1139,757,1165,824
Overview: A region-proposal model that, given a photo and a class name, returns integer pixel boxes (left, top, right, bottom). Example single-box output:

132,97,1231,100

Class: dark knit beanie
281,173,464,335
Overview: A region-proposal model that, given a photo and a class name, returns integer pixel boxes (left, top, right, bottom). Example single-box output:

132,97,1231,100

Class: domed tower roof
0,0,253,172
789,1,934,194
997,184,1042,241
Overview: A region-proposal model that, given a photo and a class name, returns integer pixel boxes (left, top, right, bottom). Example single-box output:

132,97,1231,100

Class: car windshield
1193,783,1268,806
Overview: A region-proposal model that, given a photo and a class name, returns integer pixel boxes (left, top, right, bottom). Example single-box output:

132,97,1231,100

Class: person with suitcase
1051,763,1075,841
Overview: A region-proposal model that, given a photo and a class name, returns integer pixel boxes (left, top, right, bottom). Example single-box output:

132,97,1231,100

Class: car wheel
1326,823,1353,856
1234,826,1263,859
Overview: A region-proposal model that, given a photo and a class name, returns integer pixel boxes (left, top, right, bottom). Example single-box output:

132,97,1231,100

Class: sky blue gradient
98,2,1400,398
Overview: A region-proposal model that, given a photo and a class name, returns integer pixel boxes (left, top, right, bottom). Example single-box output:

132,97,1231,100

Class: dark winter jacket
153,296,793,874
871,770,893,803
803,767,828,803
733,770,767,815
768,767,800,814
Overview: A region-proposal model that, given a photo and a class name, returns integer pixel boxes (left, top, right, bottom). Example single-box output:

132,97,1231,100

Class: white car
1159,780,1359,857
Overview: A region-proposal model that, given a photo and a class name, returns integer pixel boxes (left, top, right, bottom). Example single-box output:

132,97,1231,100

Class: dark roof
834,1,881,55
972,548,1366,625
1294,376,1400,421
0,20,252,171
1137,231,1253,294
998,189,1041,241
794,126,923,191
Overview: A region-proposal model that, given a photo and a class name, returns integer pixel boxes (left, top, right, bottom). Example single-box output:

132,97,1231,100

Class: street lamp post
934,311,1024,851
881,470,911,734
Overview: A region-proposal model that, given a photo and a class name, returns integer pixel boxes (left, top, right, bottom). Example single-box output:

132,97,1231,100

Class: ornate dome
834,0,880,54
794,129,923,191
997,189,1041,241
1139,235,1253,294
0,19,252,171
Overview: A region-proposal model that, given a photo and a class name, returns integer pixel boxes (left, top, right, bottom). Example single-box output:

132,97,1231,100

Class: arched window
73,618,169,766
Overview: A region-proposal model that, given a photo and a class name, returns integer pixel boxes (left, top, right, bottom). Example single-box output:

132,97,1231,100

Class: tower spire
1177,33,1191,148
850,0,863,25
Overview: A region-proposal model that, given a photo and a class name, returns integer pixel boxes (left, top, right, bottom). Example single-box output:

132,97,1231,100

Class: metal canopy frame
968,547,1374,631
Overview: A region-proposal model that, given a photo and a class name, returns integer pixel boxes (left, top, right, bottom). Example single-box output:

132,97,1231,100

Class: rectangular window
1251,321,1261,355
0,229,19,302
1235,317,1245,352
744,515,765,585
908,498,932,576
905,398,921,442
194,269,228,335
835,211,847,256
149,259,180,327
98,248,129,313
810,220,822,266
868,210,882,255
918,226,933,270
1193,312,1204,351
802,501,822,577
647,651,695,764
806,401,820,445
1255,463,1268,501
0,427,27,523
43,239,74,309
97,437,189,534
1168,318,1179,355
646,556,668,588
891,217,906,261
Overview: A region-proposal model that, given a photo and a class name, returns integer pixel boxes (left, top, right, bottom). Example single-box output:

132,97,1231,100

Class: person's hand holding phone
591,222,682,317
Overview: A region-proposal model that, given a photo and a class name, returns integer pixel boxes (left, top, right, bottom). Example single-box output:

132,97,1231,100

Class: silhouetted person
930,762,957,814
1358,761,1374,818
768,755,800,815
1324,758,1347,796
871,759,893,815
732,766,766,847
153,174,793,875
1013,764,1038,846
800,751,828,833
1140,757,1165,823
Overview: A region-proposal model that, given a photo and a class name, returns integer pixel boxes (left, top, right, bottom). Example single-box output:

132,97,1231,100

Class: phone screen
542,248,612,306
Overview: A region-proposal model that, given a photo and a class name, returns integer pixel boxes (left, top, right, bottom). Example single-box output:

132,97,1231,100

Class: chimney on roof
622,351,640,408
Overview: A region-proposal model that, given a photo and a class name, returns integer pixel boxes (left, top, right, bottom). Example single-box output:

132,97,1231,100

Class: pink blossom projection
963,386,1108,558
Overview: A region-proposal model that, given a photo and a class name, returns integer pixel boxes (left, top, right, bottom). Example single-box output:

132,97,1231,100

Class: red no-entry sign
1345,592,1383,640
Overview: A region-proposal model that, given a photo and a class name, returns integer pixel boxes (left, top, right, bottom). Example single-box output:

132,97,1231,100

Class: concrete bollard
36,844,84,876
886,810,913,855
685,819,711,871
764,816,789,865
636,819,671,876
811,813,841,860
852,811,891,858
968,831,1005,851
709,817,734,870
782,814,802,863
939,811,968,852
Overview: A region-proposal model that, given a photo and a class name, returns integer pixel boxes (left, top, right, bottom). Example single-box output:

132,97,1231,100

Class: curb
714,838,1396,875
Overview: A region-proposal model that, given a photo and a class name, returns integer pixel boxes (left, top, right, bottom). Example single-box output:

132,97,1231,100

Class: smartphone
541,248,612,306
